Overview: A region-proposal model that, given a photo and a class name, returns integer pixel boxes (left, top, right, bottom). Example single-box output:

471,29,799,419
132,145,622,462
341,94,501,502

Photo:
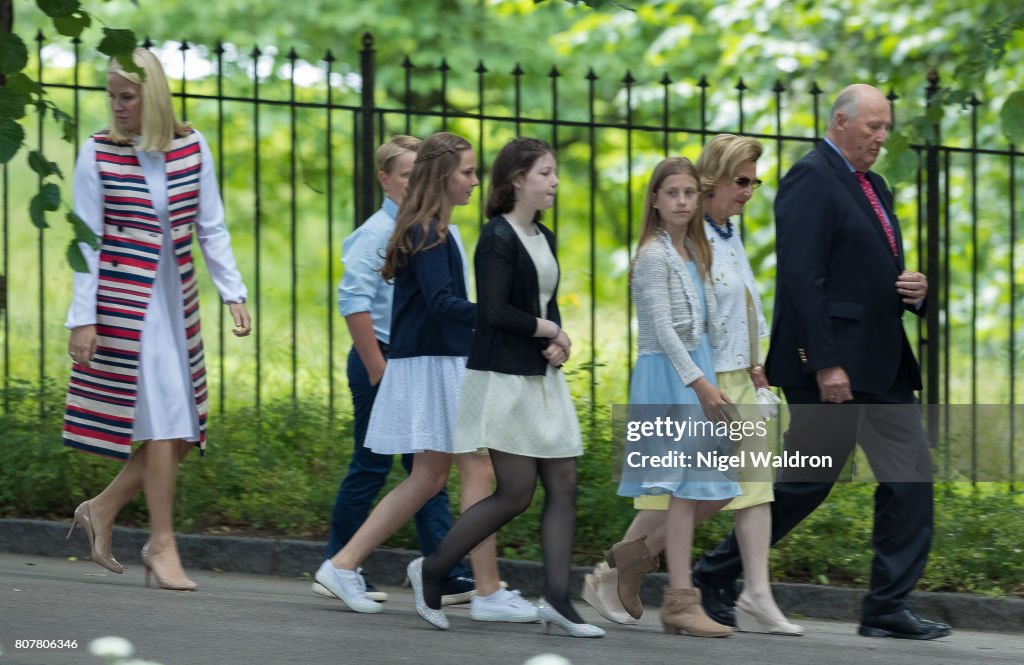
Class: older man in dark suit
692,84,950,640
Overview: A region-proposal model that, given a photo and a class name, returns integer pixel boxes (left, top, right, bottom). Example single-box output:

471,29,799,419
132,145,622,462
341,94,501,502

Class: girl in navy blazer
314,132,511,618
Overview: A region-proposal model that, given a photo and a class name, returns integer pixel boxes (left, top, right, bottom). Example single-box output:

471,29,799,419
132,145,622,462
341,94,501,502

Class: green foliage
0,31,29,75
0,1,143,267
29,181,60,228
1000,90,1024,144
0,116,25,162
2,381,1021,596
37,0,80,18
51,10,90,39
97,27,141,75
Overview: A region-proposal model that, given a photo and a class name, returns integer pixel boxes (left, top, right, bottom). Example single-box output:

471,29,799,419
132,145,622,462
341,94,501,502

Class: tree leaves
37,0,81,19
28,150,63,180
53,11,92,39
66,240,89,273
0,32,29,76
30,183,61,229
0,118,25,164
0,87,29,121
69,211,99,251
65,214,99,273
1000,90,1024,145
880,130,919,185
51,106,75,142
98,28,143,76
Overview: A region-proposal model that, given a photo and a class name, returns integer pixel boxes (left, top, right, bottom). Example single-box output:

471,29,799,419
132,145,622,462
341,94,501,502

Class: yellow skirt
633,369,776,511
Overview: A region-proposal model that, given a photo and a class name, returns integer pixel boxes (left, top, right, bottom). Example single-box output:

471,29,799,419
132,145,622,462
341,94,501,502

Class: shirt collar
381,196,399,219
824,137,857,173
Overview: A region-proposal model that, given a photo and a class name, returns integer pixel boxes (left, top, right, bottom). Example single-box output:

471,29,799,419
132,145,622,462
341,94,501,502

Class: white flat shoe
407,557,448,630
537,598,605,638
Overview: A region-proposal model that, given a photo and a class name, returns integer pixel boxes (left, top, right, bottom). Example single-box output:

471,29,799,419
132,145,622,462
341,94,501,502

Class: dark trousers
324,346,470,579
694,377,934,618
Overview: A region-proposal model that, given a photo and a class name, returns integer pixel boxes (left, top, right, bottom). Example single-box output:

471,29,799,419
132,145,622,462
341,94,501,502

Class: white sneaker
356,567,389,602
470,588,539,623
311,579,389,603
314,560,382,613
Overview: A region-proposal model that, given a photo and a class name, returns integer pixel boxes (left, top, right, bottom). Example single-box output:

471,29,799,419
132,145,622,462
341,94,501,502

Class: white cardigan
632,230,722,387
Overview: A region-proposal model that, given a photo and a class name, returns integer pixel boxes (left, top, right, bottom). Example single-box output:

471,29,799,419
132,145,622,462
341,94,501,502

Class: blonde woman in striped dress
63,48,250,591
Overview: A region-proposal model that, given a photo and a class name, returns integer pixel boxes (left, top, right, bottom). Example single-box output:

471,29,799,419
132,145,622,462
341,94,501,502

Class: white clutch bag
755,387,781,420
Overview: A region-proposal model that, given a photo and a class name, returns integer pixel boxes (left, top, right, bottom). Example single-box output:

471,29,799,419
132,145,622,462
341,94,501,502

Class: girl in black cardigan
408,138,603,637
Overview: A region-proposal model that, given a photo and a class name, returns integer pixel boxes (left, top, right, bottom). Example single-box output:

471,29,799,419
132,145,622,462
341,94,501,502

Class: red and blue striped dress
63,129,247,460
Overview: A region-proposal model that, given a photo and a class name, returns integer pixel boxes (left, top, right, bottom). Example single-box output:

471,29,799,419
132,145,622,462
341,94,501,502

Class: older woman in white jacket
586,137,802,637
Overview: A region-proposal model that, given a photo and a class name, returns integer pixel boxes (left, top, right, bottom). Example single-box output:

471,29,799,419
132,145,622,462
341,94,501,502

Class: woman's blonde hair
107,48,191,152
696,134,763,196
632,156,711,280
381,132,473,281
375,135,422,174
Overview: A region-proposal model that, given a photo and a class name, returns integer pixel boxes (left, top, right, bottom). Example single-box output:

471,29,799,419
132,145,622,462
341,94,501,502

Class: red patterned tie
854,171,898,257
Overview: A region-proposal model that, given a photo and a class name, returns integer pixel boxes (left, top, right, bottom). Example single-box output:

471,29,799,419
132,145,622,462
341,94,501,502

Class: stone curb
3,518,1021,633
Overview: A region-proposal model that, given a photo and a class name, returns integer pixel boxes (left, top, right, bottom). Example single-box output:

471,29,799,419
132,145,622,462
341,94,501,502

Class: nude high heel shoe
141,542,197,592
734,597,804,636
581,561,638,625
65,501,123,574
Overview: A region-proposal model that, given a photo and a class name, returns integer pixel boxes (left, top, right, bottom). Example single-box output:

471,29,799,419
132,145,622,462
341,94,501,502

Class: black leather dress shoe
920,617,951,632
858,609,951,640
691,572,737,627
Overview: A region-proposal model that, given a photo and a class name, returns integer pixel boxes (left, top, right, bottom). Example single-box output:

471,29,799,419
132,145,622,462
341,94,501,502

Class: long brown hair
631,156,711,280
381,132,472,281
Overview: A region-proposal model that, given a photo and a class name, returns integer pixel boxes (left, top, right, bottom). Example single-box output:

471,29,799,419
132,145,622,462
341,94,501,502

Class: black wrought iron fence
3,32,1021,486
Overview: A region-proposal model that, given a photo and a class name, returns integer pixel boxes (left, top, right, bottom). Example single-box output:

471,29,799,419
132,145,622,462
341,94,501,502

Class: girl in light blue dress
616,157,738,637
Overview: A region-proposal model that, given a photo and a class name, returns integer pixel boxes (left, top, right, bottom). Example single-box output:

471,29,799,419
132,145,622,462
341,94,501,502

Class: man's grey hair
829,88,861,125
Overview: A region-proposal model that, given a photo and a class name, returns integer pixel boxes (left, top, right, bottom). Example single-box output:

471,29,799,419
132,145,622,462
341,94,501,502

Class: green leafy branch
0,0,140,271
886,8,1024,183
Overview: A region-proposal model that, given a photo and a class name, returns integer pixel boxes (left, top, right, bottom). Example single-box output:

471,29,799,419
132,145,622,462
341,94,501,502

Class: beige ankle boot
660,587,733,637
603,536,660,619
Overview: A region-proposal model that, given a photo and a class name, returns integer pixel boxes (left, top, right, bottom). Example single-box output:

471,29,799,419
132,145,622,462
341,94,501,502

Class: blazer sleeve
409,227,476,327
633,246,704,386
474,227,539,336
774,161,841,373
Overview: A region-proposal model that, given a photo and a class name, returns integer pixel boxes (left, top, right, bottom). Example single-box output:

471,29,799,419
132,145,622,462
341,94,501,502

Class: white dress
454,224,582,458
66,131,247,442
365,226,472,455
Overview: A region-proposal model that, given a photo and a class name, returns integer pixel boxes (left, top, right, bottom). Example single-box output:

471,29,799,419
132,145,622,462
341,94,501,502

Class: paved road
2,553,1022,665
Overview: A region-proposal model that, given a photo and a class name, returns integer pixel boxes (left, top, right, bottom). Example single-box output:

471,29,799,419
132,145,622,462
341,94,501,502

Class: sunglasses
733,177,763,189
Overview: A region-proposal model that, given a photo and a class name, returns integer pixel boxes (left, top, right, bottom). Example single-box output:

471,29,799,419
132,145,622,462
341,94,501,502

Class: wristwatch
225,297,247,304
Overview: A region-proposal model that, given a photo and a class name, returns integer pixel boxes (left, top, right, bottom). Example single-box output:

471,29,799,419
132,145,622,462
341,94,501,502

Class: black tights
421,449,582,623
